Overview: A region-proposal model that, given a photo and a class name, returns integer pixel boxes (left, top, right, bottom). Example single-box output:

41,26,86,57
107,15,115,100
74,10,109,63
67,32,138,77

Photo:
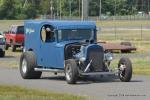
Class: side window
17,26,24,34
40,25,55,43
9,26,13,34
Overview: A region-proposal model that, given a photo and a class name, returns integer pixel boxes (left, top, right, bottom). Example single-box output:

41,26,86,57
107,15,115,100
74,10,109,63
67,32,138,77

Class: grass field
0,85,87,100
0,20,23,31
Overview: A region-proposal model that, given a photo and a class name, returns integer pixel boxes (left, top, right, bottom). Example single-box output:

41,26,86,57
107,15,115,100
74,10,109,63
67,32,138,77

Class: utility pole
57,0,59,18
50,0,53,19
79,0,81,18
114,0,117,40
148,0,150,14
69,0,72,18
59,0,62,19
142,0,144,12
82,0,89,20
99,0,102,19
114,0,116,19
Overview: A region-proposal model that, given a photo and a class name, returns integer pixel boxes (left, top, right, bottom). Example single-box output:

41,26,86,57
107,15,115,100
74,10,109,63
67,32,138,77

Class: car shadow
41,76,65,81
40,74,143,85
40,76,92,84
40,75,116,84
130,80,143,82
78,76,120,84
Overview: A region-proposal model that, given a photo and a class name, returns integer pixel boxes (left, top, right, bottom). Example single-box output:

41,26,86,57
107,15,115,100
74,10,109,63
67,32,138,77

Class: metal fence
97,25,150,41
41,15,150,21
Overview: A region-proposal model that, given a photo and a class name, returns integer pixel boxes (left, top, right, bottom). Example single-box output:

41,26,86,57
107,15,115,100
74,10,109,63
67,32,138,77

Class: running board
80,71,115,76
34,68,64,73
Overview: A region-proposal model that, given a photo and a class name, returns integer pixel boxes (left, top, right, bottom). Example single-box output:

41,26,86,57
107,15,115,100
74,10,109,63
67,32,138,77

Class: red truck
5,25,24,52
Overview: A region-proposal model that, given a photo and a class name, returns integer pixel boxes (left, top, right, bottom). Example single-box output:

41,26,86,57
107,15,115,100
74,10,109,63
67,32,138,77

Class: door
39,24,60,68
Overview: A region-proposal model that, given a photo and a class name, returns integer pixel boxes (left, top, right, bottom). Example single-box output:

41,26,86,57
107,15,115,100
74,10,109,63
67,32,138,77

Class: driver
45,27,55,42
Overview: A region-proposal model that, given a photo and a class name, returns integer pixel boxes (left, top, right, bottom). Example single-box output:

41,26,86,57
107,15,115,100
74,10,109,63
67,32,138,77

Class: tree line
0,0,149,19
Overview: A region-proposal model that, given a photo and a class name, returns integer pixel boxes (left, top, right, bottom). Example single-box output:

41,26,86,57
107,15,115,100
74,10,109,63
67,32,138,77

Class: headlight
104,52,113,61
80,57,86,62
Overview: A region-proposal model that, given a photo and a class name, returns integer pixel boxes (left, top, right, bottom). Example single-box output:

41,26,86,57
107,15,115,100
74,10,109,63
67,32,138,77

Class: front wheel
118,57,132,82
65,59,78,84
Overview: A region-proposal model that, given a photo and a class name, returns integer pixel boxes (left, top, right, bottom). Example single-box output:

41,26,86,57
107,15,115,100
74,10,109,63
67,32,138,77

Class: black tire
20,51,42,79
5,44,9,50
65,59,78,84
0,51,5,57
118,57,132,82
12,45,16,52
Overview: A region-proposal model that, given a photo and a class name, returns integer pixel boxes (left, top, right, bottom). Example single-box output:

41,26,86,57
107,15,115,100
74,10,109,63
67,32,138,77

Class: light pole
50,0,53,19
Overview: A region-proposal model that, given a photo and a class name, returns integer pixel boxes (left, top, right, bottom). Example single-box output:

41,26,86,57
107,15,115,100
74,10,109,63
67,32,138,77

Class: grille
87,47,104,72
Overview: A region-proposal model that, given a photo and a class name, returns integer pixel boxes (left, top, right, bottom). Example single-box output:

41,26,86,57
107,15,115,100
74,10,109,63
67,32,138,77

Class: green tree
0,0,141,19
89,0,100,16
0,0,17,19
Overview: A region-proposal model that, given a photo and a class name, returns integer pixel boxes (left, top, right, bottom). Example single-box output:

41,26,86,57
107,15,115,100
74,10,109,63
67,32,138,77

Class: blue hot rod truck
20,20,132,84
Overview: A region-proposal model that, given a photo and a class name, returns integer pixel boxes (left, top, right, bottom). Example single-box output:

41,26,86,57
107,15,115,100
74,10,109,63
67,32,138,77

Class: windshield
57,29,94,42
17,26,24,34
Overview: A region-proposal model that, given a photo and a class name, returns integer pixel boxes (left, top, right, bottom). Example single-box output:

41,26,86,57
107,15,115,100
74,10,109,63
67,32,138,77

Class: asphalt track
0,67,149,100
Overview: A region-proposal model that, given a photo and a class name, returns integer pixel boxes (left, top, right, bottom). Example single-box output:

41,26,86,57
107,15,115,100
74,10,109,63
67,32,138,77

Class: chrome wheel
118,57,132,82
119,64,126,78
22,58,27,74
65,64,72,81
65,59,78,84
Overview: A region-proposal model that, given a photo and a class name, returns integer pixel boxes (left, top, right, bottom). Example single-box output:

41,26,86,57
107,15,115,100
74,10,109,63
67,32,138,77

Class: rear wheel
0,51,5,57
65,59,78,84
20,51,42,79
12,45,16,52
118,57,132,82
5,44,9,50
